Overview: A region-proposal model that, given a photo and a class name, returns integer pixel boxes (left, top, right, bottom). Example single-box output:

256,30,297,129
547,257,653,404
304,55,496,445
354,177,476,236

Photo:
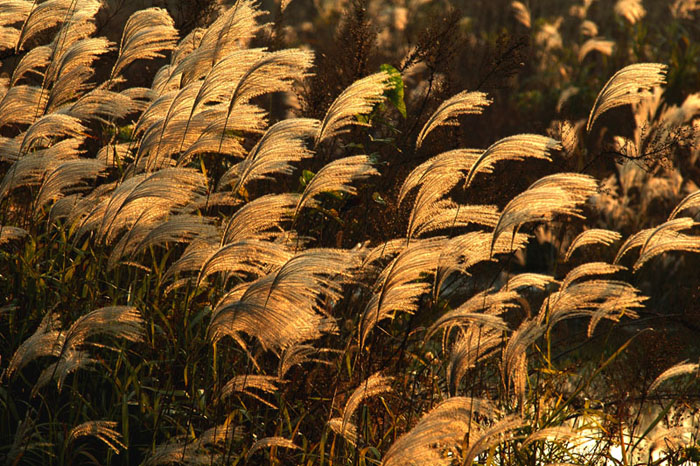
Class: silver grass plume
0,85,48,127
278,343,336,379
633,219,700,271
521,426,577,448
511,1,531,28
415,91,492,149
177,48,268,145
19,113,86,155
222,193,300,245
559,262,626,290
539,267,645,335
360,237,446,346
328,373,393,445
505,272,558,291
399,149,496,239
446,327,502,395
645,426,696,460
0,1,33,31
219,374,280,406
408,199,499,240
162,240,219,289
464,134,561,188
382,397,499,466
133,89,180,138
146,423,243,465
216,49,314,153
434,231,530,299
0,143,81,200
68,420,125,454
51,178,113,224
138,106,265,171
0,26,19,50
62,306,145,350
246,437,299,460
564,228,622,261
0,26,20,51
398,149,482,207
0,225,27,245
613,217,694,264
462,416,525,466
578,37,615,63
316,72,391,145
16,0,100,51
669,189,700,219
110,8,178,81
649,360,699,392
208,249,360,351
341,373,392,437
32,349,95,395
45,37,114,112
108,213,219,270
425,291,512,339
219,118,319,194
134,84,204,169
328,418,359,446
227,49,314,108
30,307,144,392
34,159,106,218
294,155,379,216
502,318,545,399
491,173,598,254
128,214,218,258
166,27,204,72
174,0,265,86
10,45,52,85
5,312,64,380
362,237,417,267
61,89,141,124
586,63,667,132
176,104,268,166
615,0,646,24
96,168,207,244
196,239,293,286
5,412,46,466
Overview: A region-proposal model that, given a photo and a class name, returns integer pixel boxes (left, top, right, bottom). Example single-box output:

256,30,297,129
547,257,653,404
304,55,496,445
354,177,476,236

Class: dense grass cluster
1,0,700,464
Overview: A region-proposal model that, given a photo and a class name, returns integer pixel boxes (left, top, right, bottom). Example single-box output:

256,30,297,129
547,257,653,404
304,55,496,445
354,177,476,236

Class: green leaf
372,192,386,205
380,63,406,118
299,169,315,187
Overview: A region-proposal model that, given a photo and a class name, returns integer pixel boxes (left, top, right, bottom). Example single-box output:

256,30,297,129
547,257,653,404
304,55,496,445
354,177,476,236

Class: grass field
1,0,700,464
